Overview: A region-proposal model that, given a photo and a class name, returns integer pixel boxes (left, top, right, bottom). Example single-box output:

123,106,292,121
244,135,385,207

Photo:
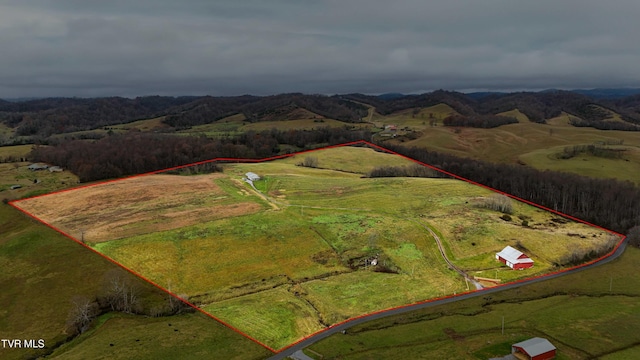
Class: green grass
0,202,272,360
48,312,271,360
307,247,640,360
277,146,417,175
0,204,151,359
497,108,530,122
94,209,344,305
110,116,169,131
0,161,78,200
519,145,640,184
0,122,14,137
0,144,32,158
378,109,640,183
176,112,368,138
15,145,616,350
371,103,458,127
204,287,325,350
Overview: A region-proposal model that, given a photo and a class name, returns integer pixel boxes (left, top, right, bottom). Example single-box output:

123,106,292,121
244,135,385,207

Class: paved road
268,239,627,360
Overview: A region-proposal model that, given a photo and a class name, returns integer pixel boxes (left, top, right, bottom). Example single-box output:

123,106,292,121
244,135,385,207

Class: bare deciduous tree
300,156,319,168
483,194,513,214
65,296,99,335
100,269,140,314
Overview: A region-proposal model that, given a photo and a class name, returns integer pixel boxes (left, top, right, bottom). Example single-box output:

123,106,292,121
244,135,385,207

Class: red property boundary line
8,140,626,354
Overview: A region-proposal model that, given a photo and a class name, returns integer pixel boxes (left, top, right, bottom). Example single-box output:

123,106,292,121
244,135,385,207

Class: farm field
0,201,269,360
372,106,640,183
11,145,620,350
0,144,32,159
176,111,371,138
0,161,78,200
47,312,270,360
305,246,640,360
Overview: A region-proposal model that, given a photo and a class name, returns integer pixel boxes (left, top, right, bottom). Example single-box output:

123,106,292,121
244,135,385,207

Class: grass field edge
5,200,278,354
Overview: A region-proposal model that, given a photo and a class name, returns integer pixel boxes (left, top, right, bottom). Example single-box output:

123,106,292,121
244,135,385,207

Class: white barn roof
245,172,260,181
513,337,556,356
496,246,533,265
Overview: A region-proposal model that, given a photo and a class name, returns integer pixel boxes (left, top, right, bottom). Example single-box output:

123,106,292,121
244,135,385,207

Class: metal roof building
512,337,556,360
496,245,534,270
245,172,260,182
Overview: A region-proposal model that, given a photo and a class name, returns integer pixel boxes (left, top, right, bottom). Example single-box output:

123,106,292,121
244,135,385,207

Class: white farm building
245,172,260,181
496,245,534,270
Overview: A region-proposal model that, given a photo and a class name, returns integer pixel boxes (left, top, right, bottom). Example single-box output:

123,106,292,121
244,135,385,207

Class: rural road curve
268,238,627,360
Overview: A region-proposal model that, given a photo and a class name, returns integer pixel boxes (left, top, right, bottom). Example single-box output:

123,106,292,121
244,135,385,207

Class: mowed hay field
13,145,618,350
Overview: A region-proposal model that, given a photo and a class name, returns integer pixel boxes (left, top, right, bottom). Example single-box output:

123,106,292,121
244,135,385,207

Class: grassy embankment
0,203,270,360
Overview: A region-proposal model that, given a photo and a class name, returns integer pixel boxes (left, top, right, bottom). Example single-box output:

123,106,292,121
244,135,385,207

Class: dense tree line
607,94,640,125
0,96,197,137
558,145,626,159
30,127,370,182
368,164,443,178
345,90,640,126
342,90,477,116
569,118,640,131
381,143,640,234
5,92,640,140
164,93,368,128
442,114,518,128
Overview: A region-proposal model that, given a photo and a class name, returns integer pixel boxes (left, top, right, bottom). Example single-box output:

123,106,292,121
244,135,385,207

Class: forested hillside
3,90,640,140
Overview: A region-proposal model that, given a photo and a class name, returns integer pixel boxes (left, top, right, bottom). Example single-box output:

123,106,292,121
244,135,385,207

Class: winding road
268,238,628,360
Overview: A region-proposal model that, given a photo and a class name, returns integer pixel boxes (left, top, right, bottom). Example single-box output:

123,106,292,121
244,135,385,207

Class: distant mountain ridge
2,89,640,137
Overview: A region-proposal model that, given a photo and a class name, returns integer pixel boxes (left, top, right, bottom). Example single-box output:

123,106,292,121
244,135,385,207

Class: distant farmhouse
28,163,49,171
496,245,534,270
511,337,556,360
245,172,260,182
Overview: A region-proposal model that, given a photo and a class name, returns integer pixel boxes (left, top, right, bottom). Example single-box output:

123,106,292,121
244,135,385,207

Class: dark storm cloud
1,0,639,97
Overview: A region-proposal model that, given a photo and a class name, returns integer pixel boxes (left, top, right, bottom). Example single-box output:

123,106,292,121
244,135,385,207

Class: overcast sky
1,0,640,98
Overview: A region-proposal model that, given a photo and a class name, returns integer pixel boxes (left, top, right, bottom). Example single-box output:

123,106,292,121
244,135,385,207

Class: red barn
496,245,534,270
512,337,556,360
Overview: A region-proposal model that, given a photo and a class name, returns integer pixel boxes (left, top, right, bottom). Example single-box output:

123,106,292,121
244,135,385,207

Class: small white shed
245,172,260,181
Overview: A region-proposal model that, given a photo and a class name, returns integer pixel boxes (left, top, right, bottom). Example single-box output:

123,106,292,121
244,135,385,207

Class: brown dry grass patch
15,173,262,242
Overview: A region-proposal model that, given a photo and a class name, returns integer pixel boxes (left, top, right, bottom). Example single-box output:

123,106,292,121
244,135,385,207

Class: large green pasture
84,146,612,349
0,144,32,158
176,112,369,138
520,145,640,184
48,312,270,360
